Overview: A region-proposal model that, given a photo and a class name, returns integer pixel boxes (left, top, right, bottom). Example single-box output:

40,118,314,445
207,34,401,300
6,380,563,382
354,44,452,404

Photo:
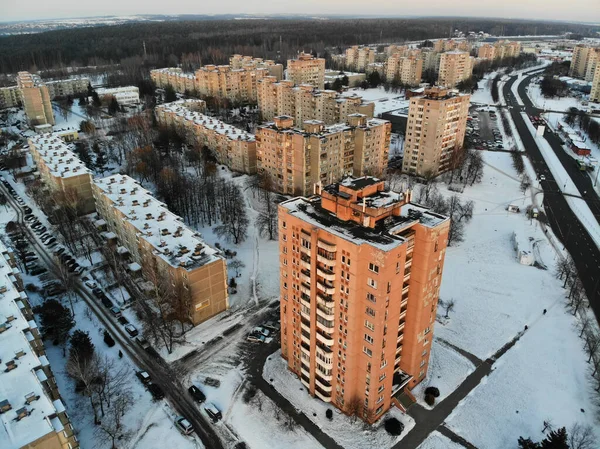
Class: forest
0,17,596,75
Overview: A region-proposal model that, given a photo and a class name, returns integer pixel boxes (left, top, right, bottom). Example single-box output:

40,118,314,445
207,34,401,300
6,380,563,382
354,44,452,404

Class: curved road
0,183,226,449
503,72,600,318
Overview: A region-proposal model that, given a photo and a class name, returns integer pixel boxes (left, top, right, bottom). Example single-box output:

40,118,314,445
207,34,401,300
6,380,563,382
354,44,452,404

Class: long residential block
92,174,229,326
278,176,450,422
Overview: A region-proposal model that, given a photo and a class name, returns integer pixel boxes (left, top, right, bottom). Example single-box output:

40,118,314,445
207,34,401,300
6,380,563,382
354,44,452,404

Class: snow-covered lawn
411,340,476,409
263,350,415,449
341,87,409,116
445,305,599,448
527,83,586,112
470,72,496,105
417,431,464,449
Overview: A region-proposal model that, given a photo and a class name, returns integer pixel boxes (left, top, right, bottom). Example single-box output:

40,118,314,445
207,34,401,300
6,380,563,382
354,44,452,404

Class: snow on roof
96,86,139,96
28,134,91,179
0,241,64,449
94,174,222,270
157,100,255,142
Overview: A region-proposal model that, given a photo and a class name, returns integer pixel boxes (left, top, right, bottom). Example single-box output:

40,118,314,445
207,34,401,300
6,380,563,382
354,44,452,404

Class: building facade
437,52,474,88
256,115,390,196
385,55,423,86
96,86,140,105
0,241,79,449
0,86,22,109
345,46,376,72
287,53,326,90
155,100,257,174
229,54,284,80
92,175,229,326
590,62,600,103
17,72,55,127
257,77,374,126
278,176,450,422
44,78,89,99
28,134,95,214
569,45,596,79
402,87,470,177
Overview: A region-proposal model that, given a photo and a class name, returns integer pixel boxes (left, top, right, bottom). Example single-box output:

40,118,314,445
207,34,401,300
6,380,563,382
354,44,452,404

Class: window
378,384,385,393
365,320,375,331
369,263,379,273
282,234,287,241
363,346,373,357
366,292,376,303
367,278,377,289
283,282,288,290
377,395,384,404
366,307,376,317
379,373,386,382
424,327,431,335
364,334,374,344
422,349,428,357
420,359,426,367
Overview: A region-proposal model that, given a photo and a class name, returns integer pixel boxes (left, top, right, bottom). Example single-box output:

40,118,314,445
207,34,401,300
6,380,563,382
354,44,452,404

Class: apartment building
569,45,597,79
590,63,600,103
421,50,440,72
0,241,80,449
257,77,374,126
584,48,600,83
437,52,474,88
92,174,229,325
402,87,470,177
256,115,390,196
385,55,423,86
433,39,471,53
477,44,496,60
345,46,376,72
384,45,409,57
229,54,284,80
17,72,55,127
44,78,89,99
0,86,21,109
287,53,326,90
278,176,450,422
96,86,140,105
28,133,95,213
155,100,256,174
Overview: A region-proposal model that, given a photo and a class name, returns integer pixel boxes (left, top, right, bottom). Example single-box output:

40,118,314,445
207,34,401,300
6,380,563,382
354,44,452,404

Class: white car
175,416,194,435
85,280,97,289
253,326,270,338
539,175,546,181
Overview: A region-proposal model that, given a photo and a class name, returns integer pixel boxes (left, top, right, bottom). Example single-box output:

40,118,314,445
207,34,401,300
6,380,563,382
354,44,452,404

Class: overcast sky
2,0,600,23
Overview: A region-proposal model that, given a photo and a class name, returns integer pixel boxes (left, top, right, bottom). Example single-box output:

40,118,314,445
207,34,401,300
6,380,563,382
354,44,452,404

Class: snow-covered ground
341,87,409,116
411,340,476,409
470,72,496,105
417,431,464,449
263,350,415,449
527,82,587,112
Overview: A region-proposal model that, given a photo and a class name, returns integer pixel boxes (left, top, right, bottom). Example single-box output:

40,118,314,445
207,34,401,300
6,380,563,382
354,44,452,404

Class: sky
1,0,600,23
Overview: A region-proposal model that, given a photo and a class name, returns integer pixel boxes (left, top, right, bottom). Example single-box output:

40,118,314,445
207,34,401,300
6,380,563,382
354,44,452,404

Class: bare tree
568,279,586,315
345,396,362,423
229,259,245,277
95,390,133,449
556,257,576,288
256,190,278,240
66,352,101,424
577,314,592,338
583,330,600,364
56,259,78,315
568,423,597,449
439,298,456,318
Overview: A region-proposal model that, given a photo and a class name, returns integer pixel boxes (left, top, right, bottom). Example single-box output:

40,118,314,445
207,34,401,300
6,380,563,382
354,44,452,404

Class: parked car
262,321,279,331
253,326,270,338
188,385,206,403
124,324,138,337
174,416,194,435
110,306,122,318
92,287,103,297
30,267,47,276
23,206,32,214
136,370,151,384
204,377,221,388
247,333,265,343
118,316,129,325
148,383,165,400
204,402,222,422
101,297,114,308
85,280,97,289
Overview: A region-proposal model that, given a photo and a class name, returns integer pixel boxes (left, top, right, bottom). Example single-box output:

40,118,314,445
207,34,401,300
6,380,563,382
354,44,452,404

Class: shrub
243,385,257,403
103,330,115,347
384,418,404,436
326,409,333,420
425,386,440,398
25,283,39,292
425,394,435,406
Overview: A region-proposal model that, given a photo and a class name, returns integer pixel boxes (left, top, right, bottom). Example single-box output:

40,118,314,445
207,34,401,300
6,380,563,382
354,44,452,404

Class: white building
96,86,140,105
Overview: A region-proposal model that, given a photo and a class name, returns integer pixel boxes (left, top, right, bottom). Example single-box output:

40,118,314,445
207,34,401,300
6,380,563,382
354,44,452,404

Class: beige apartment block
590,63,600,103
433,39,470,53
257,77,374,126
28,134,95,213
477,44,496,60
437,52,474,88
45,78,89,99
384,45,409,57
92,175,229,326
155,100,256,174
278,176,450,421
345,46,376,72
287,53,326,89
421,49,440,72
256,115,390,196
569,45,599,79
385,55,423,86
229,54,284,80
0,86,22,109
584,48,600,83
17,72,55,127
402,87,470,177
0,240,80,449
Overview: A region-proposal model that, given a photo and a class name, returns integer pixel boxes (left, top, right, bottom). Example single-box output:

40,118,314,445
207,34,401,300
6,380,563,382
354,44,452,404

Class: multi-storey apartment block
590,62,600,103
384,45,409,57
437,52,474,88
256,115,390,196
92,174,229,325
477,44,497,60
229,54,284,80
28,133,95,213
0,86,22,109
155,99,256,174
385,55,423,86
287,53,326,90
344,46,376,72
0,241,80,449
433,39,471,53
569,45,599,79
17,72,55,127
257,77,374,126
402,87,470,177
44,78,90,99
278,176,450,422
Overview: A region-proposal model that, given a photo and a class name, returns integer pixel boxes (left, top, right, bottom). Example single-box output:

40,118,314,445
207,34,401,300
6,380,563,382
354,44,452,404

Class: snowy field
417,431,464,449
263,350,415,449
341,87,409,116
527,82,586,112
411,340,476,409
470,72,496,105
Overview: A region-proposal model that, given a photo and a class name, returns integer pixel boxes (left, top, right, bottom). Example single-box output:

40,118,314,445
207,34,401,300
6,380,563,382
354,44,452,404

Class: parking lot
466,109,507,152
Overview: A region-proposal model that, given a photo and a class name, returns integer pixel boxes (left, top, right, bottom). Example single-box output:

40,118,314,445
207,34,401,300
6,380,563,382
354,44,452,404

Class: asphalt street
503,73,600,318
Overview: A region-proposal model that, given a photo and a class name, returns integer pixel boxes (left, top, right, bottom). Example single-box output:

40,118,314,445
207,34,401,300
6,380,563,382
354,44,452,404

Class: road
0,183,226,449
502,72,600,318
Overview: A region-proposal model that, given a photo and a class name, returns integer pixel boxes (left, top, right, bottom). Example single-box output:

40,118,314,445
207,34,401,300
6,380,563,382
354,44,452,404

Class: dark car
30,267,47,276
23,206,32,214
148,383,165,400
92,287,103,297
101,297,113,308
188,385,206,403
118,315,129,325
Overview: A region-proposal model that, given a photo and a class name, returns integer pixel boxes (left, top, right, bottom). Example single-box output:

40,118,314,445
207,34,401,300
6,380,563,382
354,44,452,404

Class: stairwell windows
366,307,376,317
420,359,426,367
369,263,379,273
368,278,377,289
367,292,376,303
364,334,374,344
365,320,375,331
363,346,373,357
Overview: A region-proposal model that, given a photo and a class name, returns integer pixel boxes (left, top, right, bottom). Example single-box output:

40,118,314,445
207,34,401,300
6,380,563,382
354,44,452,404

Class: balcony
316,330,334,346
317,266,335,281
314,388,332,403
399,309,407,320
317,293,334,307
315,373,333,389
398,321,406,332
301,342,310,356
401,297,408,308
301,321,310,334
402,285,409,296
316,280,335,295
301,308,310,320
397,333,404,344
405,258,412,269
301,364,310,379
391,370,413,396
316,319,333,332
301,283,311,296
301,377,310,389
301,246,311,257
301,271,311,284
301,332,310,345
317,240,337,252
317,254,336,266
403,273,411,283
301,295,311,309
396,344,403,355
316,306,334,321
300,258,311,270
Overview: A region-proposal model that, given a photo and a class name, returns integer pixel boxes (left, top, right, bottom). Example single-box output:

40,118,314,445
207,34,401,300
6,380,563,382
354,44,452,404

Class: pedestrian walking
543,309,547,315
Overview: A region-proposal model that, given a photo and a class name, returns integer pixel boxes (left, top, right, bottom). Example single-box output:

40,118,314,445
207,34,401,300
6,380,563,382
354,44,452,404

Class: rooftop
28,134,91,179
0,242,66,449
93,174,222,271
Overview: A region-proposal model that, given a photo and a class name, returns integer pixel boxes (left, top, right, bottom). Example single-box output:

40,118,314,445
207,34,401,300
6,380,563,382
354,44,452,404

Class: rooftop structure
278,176,450,422
0,241,79,449
155,99,256,174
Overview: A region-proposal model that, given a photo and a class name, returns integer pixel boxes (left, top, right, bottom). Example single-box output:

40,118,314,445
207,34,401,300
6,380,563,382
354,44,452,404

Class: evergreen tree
69,330,95,363
38,299,74,354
